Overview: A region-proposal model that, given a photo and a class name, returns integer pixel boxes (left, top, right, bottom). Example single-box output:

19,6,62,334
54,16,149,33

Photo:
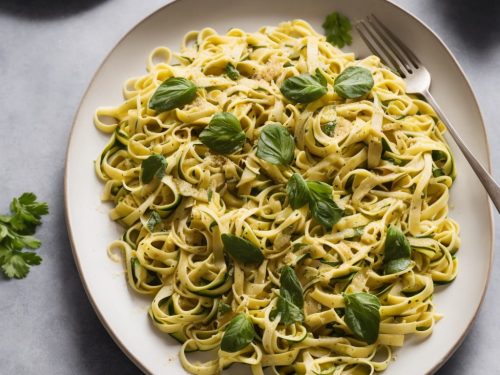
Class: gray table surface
0,0,498,374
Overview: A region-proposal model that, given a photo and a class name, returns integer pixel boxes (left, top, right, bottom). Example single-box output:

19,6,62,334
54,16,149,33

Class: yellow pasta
95,19,459,375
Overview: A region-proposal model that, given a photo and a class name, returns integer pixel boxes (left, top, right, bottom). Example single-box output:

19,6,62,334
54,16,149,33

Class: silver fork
356,15,500,212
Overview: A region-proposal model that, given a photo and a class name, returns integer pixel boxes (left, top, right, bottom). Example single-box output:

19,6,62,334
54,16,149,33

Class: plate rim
63,0,495,374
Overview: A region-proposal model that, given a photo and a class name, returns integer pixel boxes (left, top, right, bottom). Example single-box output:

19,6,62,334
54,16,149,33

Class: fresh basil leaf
146,211,161,232
199,112,246,154
344,292,380,344
221,234,264,265
322,121,337,136
280,73,327,103
270,266,304,325
207,188,213,202
385,258,412,275
280,265,304,308
310,199,343,231
270,294,304,325
149,77,197,112
384,225,412,274
287,173,309,209
221,313,256,352
323,11,352,48
225,63,240,80
141,154,167,184
256,123,295,165
307,181,343,231
334,66,374,99
306,181,332,200
286,176,343,231
315,68,328,87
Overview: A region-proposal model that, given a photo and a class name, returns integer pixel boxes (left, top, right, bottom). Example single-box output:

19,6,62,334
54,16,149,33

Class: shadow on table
435,0,500,51
0,0,108,19
55,205,141,374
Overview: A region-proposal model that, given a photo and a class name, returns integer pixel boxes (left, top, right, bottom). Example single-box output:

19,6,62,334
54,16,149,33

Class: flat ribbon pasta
95,19,459,375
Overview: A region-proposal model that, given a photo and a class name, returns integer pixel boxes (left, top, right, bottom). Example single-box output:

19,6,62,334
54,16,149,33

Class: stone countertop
0,0,498,373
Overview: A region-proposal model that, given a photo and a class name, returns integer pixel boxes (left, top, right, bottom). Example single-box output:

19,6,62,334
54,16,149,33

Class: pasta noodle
94,19,460,375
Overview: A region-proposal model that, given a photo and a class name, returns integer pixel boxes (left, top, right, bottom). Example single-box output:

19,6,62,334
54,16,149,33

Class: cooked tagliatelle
94,19,460,375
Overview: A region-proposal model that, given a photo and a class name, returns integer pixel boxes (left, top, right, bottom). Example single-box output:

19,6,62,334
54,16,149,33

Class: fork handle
422,89,500,212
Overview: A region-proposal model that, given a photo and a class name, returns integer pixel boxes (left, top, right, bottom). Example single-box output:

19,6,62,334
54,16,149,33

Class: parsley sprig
323,11,352,48
0,193,48,279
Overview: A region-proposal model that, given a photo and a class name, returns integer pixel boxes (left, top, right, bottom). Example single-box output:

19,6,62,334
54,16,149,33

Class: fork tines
355,15,420,78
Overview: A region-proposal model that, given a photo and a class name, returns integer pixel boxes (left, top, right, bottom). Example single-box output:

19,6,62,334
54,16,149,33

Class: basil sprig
384,225,412,274
334,66,374,99
225,63,240,81
149,77,197,112
270,266,304,325
220,313,256,352
256,123,295,165
280,71,328,103
221,234,264,265
141,154,167,183
344,292,381,344
199,112,246,154
286,173,343,231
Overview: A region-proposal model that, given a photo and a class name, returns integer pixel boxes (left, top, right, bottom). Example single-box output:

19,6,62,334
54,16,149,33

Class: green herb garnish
148,77,197,112
225,63,240,80
322,121,337,136
384,225,412,274
218,302,232,315
287,173,343,231
432,168,445,177
432,150,447,162
256,123,295,165
323,11,352,48
221,234,264,265
280,72,328,103
0,193,48,279
270,266,304,325
221,313,256,352
308,181,344,231
286,173,310,209
344,292,380,344
141,154,167,184
199,112,246,154
334,66,374,99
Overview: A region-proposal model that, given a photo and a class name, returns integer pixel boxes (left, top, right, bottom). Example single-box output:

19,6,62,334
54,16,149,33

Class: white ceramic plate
65,0,494,374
